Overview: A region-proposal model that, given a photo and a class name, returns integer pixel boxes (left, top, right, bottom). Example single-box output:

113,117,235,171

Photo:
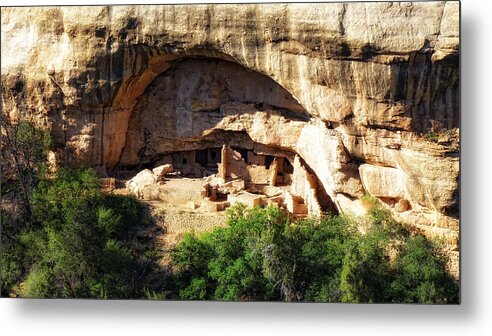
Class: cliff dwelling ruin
111,57,337,217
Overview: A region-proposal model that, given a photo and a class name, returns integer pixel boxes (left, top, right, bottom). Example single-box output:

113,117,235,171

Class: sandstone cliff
1,3,459,247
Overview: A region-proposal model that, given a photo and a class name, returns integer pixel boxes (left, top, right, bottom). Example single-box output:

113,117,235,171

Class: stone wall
219,146,275,185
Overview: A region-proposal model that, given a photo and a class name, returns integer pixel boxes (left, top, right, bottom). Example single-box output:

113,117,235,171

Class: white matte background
0,0,489,335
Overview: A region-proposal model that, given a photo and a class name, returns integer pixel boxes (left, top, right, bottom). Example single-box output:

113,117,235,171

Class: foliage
339,229,392,303
1,121,53,296
1,120,52,214
171,204,459,303
0,224,23,293
389,236,459,303
22,266,55,298
172,205,272,301
179,278,208,300
1,167,146,298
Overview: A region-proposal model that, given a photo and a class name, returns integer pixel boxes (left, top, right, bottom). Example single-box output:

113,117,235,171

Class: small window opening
265,156,275,169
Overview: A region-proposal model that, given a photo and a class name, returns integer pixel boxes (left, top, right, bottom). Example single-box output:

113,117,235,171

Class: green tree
171,204,459,304
339,230,392,303
172,205,278,301
1,120,52,215
2,166,148,298
390,236,459,303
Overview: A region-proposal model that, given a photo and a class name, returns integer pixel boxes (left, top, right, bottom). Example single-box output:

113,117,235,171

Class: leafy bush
0,239,23,294
98,195,142,239
1,123,151,298
94,240,137,299
171,204,459,303
389,236,459,303
1,167,147,298
23,266,55,298
339,230,392,303
179,278,208,300
172,205,279,301
1,120,52,213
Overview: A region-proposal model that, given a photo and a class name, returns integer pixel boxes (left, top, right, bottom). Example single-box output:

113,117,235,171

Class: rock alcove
113,57,337,217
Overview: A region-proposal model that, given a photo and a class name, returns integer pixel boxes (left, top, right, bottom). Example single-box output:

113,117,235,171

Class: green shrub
143,288,166,300
173,233,215,277
179,278,208,300
96,207,122,239
171,204,459,303
389,236,459,303
93,240,136,299
98,195,142,240
340,231,392,303
2,166,147,298
1,123,151,299
172,206,281,301
0,243,23,295
23,266,55,298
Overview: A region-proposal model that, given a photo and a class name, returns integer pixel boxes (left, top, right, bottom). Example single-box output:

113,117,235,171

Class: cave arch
104,48,341,215
103,47,308,169
116,56,310,168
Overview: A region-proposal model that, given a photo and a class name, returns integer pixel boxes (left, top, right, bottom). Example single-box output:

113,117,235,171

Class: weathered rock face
1,3,459,244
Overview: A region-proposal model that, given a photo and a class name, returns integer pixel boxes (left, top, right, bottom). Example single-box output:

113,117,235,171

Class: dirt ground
113,176,229,268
